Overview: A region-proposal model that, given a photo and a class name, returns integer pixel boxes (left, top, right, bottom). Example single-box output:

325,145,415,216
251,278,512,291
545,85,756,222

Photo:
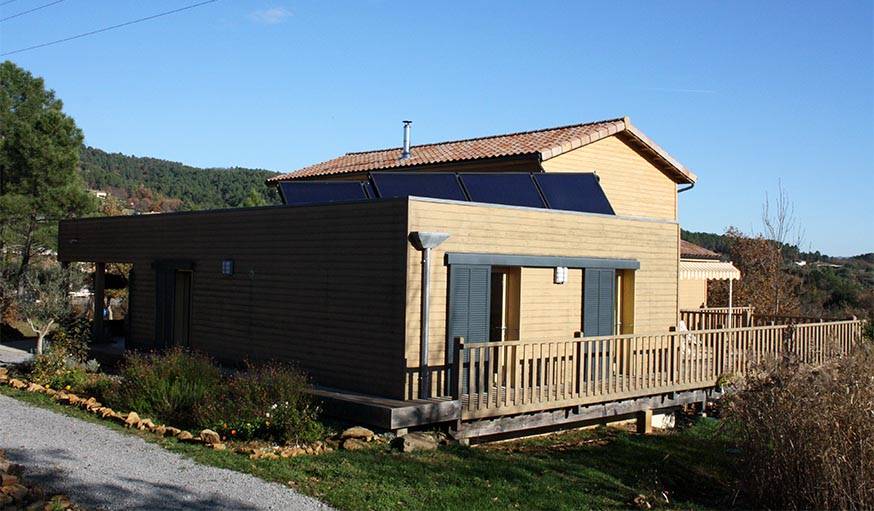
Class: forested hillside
682,230,873,321
78,146,281,212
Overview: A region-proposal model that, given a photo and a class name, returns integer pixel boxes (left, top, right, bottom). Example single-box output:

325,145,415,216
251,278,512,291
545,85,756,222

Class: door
448,264,491,394
155,266,193,348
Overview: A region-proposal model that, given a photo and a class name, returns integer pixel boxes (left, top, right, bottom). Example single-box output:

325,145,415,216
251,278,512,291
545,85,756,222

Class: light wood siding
406,198,680,398
541,135,677,220
59,201,409,398
518,268,583,339
678,278,708,309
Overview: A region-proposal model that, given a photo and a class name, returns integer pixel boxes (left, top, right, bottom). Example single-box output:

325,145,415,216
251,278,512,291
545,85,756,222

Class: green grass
1,385,743,510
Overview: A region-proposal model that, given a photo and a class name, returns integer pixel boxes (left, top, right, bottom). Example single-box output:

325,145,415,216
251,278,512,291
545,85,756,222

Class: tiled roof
681,240,722,260
268,117,696,184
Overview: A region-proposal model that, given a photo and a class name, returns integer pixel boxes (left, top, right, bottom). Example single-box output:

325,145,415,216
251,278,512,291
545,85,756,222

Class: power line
0,0,24,7
1,0,218,56
0,0,66,23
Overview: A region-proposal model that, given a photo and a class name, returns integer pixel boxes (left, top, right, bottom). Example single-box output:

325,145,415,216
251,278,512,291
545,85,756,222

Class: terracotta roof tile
681,240,722,260
268,117,696,184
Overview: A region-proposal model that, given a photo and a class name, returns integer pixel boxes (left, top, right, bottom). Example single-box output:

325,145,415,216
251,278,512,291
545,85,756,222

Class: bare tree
761,180,804,313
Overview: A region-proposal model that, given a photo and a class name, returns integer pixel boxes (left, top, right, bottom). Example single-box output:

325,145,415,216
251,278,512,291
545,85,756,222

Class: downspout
677,182,695,193
409,231,450,399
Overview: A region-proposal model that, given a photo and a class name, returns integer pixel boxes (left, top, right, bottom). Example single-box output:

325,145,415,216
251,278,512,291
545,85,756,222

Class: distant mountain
78,146,282,212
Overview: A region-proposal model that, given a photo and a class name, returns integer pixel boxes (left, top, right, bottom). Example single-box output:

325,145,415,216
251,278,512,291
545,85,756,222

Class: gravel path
0,394,333,511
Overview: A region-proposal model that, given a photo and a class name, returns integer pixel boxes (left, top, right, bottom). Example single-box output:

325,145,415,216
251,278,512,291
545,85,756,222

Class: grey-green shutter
448,265,491,394
584,268,615,337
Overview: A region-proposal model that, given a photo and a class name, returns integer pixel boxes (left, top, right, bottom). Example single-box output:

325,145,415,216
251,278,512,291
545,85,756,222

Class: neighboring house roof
268,116,696,184
680,240,722,260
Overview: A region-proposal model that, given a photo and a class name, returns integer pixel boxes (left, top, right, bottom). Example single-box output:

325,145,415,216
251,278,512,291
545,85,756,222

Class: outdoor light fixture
554,266,568,284
409,231,450,399
221,259,234,276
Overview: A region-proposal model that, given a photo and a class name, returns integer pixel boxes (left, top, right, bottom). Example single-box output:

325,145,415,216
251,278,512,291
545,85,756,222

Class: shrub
723,346,874,510
45,314,92,362
106,348,222,429
199,361,323,444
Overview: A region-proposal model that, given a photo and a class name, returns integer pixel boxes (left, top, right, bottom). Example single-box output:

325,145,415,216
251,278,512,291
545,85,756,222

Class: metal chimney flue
400,120,412,160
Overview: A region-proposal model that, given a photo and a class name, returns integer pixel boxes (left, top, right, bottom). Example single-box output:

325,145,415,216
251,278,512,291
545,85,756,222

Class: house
678,240,740,310
58,117,861,438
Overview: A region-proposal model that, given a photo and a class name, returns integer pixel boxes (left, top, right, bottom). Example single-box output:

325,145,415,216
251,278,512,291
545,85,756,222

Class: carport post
93,262,105,343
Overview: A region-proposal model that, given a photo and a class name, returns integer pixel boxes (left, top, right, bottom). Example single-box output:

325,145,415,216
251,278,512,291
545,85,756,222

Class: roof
268,116,696,184
681,240,721,260
679,260,741,281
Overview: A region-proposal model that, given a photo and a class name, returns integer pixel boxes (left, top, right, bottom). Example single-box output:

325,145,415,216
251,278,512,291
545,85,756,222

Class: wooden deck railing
680,307,849,330
453,319,863,420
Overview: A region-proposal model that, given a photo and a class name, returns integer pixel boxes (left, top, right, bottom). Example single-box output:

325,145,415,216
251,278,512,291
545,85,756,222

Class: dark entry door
448,264,491,394
155,266,193,348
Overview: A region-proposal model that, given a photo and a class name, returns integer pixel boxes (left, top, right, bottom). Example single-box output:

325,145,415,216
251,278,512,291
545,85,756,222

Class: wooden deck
453,319,863,421
310,386,460,431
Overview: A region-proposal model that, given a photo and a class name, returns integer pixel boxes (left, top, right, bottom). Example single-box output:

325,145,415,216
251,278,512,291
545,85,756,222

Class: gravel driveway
0,394,333,511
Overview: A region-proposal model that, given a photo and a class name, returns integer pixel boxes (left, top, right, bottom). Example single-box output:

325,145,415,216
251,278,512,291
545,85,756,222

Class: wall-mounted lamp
221,259,234,276
554,266,568,285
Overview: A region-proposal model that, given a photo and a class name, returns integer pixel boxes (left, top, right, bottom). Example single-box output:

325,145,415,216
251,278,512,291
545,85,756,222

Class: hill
681,230,873,321
78,146,281,212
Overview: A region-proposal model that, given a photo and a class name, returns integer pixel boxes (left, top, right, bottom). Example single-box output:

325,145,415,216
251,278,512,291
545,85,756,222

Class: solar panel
370,172,467,201
459,173,546,208
279,181,371,206
533,173,615,215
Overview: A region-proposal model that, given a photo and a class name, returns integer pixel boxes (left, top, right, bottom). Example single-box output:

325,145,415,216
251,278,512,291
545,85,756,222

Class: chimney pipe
401,120,412,160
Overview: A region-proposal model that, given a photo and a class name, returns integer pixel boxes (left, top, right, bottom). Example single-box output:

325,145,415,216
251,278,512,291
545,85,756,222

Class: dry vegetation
723,343,874,510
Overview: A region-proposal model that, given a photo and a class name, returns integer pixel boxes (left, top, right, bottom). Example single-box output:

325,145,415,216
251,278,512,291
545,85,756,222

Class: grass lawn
1,385,743,510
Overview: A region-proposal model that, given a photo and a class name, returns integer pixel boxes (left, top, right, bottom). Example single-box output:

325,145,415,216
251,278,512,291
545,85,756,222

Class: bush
199,361,323,444
106,348,222,429
724,346,874,510
45,314,92,362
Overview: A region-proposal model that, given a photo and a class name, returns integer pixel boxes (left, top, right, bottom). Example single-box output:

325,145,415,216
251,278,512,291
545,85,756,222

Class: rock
341,438,368,451
8,379,26,389
209,443,226,451
1,473,19,486
175,430,194,441
26,382,44,393
43,388,57,397
153,425,167,436
0,483,28,501
98,407,115,418
47,495,73,509
199,429,221,445
124,412,141,428
340,426,375,441
280,447,304,458
138,419,155,431
0,367,8,380
164,427,181,437
391,432,438,453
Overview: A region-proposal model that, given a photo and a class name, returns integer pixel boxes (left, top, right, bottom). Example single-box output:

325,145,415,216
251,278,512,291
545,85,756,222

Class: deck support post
636,409,652,435
93,262,106,343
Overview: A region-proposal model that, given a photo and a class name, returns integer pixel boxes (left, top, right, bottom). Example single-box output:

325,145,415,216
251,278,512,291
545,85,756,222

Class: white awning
679,259,740,281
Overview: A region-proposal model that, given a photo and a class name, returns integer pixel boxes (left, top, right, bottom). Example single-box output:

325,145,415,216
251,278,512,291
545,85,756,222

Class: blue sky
1,1,871,255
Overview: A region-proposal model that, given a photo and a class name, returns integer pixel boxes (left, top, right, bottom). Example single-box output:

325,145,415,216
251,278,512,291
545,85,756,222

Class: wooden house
58,117,862,438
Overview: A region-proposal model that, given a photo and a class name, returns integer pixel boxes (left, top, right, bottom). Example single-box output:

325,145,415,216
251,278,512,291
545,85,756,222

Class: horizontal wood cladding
60,201,410,398
541,135,677,221
405,198,680,399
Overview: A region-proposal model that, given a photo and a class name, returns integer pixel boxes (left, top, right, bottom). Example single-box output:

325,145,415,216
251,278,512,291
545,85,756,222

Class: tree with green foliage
16,264,82,355
0,61,95,287
240,186,268,207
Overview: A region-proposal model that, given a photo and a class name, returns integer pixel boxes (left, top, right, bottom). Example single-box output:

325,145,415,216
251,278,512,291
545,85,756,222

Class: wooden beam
93,262,105,343
453,388,717,439
636,408,652,435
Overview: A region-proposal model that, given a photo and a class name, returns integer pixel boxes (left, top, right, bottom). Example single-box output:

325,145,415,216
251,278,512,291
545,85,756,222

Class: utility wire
0,0,66,23
0,0,23,7
1,0,218,56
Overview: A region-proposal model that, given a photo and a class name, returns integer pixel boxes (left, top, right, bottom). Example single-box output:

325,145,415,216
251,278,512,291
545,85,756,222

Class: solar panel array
280,172,615,215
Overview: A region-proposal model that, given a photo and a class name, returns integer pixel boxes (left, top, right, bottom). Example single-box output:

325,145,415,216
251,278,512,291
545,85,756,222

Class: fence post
669,333,676,385
452,337,465,399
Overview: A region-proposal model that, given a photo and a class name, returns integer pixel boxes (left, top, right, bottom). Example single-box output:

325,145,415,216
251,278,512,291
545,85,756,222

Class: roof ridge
344,117,626,155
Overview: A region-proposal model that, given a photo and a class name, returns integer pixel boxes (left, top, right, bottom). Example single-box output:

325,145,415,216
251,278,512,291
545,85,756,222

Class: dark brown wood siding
59,201,409,398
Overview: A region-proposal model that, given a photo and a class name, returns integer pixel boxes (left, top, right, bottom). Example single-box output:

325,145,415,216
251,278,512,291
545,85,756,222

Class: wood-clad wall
59,201,410,398
405,198,680,399
678,278,708,309
541,135,678,221
518,267,583,339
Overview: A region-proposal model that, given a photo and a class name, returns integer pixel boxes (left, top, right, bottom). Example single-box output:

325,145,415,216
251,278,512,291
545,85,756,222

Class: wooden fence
454,319,863,420
680,307,848,330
